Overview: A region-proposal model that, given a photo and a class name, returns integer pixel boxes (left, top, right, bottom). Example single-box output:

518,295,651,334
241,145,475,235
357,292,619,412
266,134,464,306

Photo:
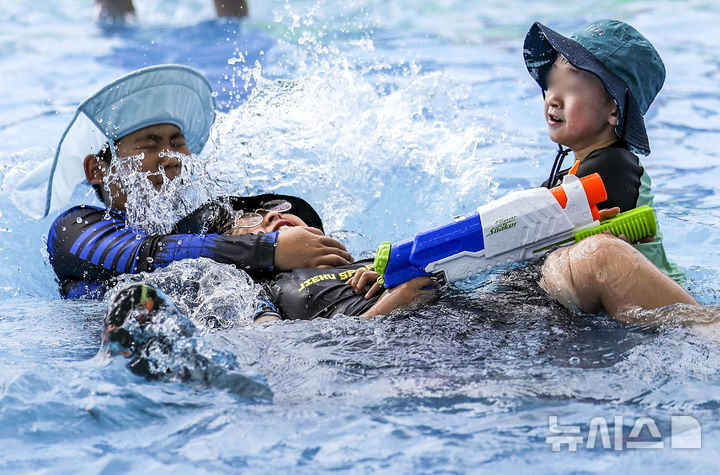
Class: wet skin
539,233,697,319
544,56,619,161
84,123,190,211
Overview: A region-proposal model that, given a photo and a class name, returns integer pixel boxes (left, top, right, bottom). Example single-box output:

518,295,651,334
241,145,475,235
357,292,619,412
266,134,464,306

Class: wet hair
92,142,115,202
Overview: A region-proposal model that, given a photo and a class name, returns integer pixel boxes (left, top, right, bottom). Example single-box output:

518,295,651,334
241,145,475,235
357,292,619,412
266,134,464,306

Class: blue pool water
2,0,720,472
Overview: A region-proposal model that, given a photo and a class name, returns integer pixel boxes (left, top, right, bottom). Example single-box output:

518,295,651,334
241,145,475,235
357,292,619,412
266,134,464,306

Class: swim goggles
233,199,292,228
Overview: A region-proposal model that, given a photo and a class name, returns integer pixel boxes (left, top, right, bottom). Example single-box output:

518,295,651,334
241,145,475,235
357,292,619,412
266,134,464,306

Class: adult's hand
274,227,353,270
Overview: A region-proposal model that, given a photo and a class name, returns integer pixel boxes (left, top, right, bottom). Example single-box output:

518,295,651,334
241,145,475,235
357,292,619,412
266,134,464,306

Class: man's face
101,124,191,210
543,57,618,157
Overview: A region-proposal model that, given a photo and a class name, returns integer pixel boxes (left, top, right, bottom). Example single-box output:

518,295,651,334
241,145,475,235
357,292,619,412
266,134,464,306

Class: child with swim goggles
173,194,437,322
11,60,432,324
100,195,436,379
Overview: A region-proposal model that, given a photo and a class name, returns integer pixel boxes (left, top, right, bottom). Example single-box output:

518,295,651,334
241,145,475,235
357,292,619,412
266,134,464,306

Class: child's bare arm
359,276,437,318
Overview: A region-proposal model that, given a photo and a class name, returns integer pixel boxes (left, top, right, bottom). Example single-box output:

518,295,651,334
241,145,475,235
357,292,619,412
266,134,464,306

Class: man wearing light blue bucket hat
520,20,696,316
15,64,352,299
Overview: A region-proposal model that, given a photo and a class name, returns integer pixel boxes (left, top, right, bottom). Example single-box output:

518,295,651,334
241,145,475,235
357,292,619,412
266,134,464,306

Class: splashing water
3,1,720,471
105,150,225,234
113,258,266,331
103,260,273,398
210,42,499,253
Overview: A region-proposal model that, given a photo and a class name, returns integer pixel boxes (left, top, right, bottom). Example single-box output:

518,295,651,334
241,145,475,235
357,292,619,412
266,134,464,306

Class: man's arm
48,206,352,289
48,206,277,284
274,226,352,270
173,200,353,271
539,233,696,319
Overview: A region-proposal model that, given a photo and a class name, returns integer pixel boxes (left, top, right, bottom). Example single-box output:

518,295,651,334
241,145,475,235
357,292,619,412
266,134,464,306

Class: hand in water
274,226,353,270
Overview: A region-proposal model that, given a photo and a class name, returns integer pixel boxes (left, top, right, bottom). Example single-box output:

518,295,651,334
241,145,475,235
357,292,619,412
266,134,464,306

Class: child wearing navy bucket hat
521,20,698,317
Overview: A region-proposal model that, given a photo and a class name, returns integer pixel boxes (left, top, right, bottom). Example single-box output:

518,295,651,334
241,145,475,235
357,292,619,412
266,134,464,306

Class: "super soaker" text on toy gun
374,173,656,288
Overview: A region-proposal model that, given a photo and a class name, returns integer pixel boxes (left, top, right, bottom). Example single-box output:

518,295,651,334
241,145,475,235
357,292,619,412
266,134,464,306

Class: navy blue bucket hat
524,20,665,155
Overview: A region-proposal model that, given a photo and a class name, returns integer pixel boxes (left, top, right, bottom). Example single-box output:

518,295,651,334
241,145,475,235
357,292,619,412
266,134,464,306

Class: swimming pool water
2,0,720,472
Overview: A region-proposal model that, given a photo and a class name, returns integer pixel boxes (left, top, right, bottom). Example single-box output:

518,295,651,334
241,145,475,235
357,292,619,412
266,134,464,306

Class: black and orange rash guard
541,141,685,284
542,141,643,212
47,205,277,299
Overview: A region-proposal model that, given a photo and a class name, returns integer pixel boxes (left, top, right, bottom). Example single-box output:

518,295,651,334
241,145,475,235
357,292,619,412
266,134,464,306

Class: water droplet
76,217,83,224
146,257,154,263
568,356,580,365
135,234,142,240
61,226,67,231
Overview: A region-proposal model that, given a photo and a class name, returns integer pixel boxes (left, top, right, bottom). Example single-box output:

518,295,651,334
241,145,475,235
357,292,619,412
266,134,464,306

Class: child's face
95,124,191,210
544,57,619,158
115,123,190,186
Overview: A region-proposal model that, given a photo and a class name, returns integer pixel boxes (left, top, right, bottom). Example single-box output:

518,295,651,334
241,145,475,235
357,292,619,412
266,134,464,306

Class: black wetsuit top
261,260,381,320
48,201,381,320
47,205,277,299
543,141,643,212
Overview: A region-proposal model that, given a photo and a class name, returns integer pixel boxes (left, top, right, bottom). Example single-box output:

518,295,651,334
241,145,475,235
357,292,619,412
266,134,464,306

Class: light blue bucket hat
13,64,216,218
524,20,665,155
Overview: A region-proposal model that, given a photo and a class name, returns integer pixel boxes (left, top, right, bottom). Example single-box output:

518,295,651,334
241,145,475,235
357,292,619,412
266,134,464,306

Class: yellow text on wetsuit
297,263,375,292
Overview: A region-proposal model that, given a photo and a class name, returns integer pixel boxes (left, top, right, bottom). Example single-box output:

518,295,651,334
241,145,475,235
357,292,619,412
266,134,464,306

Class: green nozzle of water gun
374,241,392,285
574,205,657,242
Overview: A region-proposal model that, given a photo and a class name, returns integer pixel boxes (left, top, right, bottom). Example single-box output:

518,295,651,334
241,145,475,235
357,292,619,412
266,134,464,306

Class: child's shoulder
585,141,640,167
577,141,644,210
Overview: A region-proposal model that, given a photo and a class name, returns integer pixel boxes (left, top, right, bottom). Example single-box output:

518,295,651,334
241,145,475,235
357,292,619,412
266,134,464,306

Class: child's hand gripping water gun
374,173,657,288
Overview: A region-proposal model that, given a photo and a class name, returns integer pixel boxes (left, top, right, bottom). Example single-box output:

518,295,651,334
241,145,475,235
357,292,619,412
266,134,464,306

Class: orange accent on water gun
549,173,606,221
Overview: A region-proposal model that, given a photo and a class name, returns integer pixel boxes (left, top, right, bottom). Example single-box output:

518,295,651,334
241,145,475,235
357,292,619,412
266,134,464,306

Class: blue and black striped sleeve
47,206,277,298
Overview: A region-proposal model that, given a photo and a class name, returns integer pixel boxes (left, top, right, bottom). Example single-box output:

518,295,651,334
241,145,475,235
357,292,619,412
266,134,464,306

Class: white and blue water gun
374,173,656,288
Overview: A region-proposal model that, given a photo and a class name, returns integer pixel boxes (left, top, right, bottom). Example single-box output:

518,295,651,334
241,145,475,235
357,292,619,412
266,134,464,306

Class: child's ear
83,154,106,185
608,104,619,127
